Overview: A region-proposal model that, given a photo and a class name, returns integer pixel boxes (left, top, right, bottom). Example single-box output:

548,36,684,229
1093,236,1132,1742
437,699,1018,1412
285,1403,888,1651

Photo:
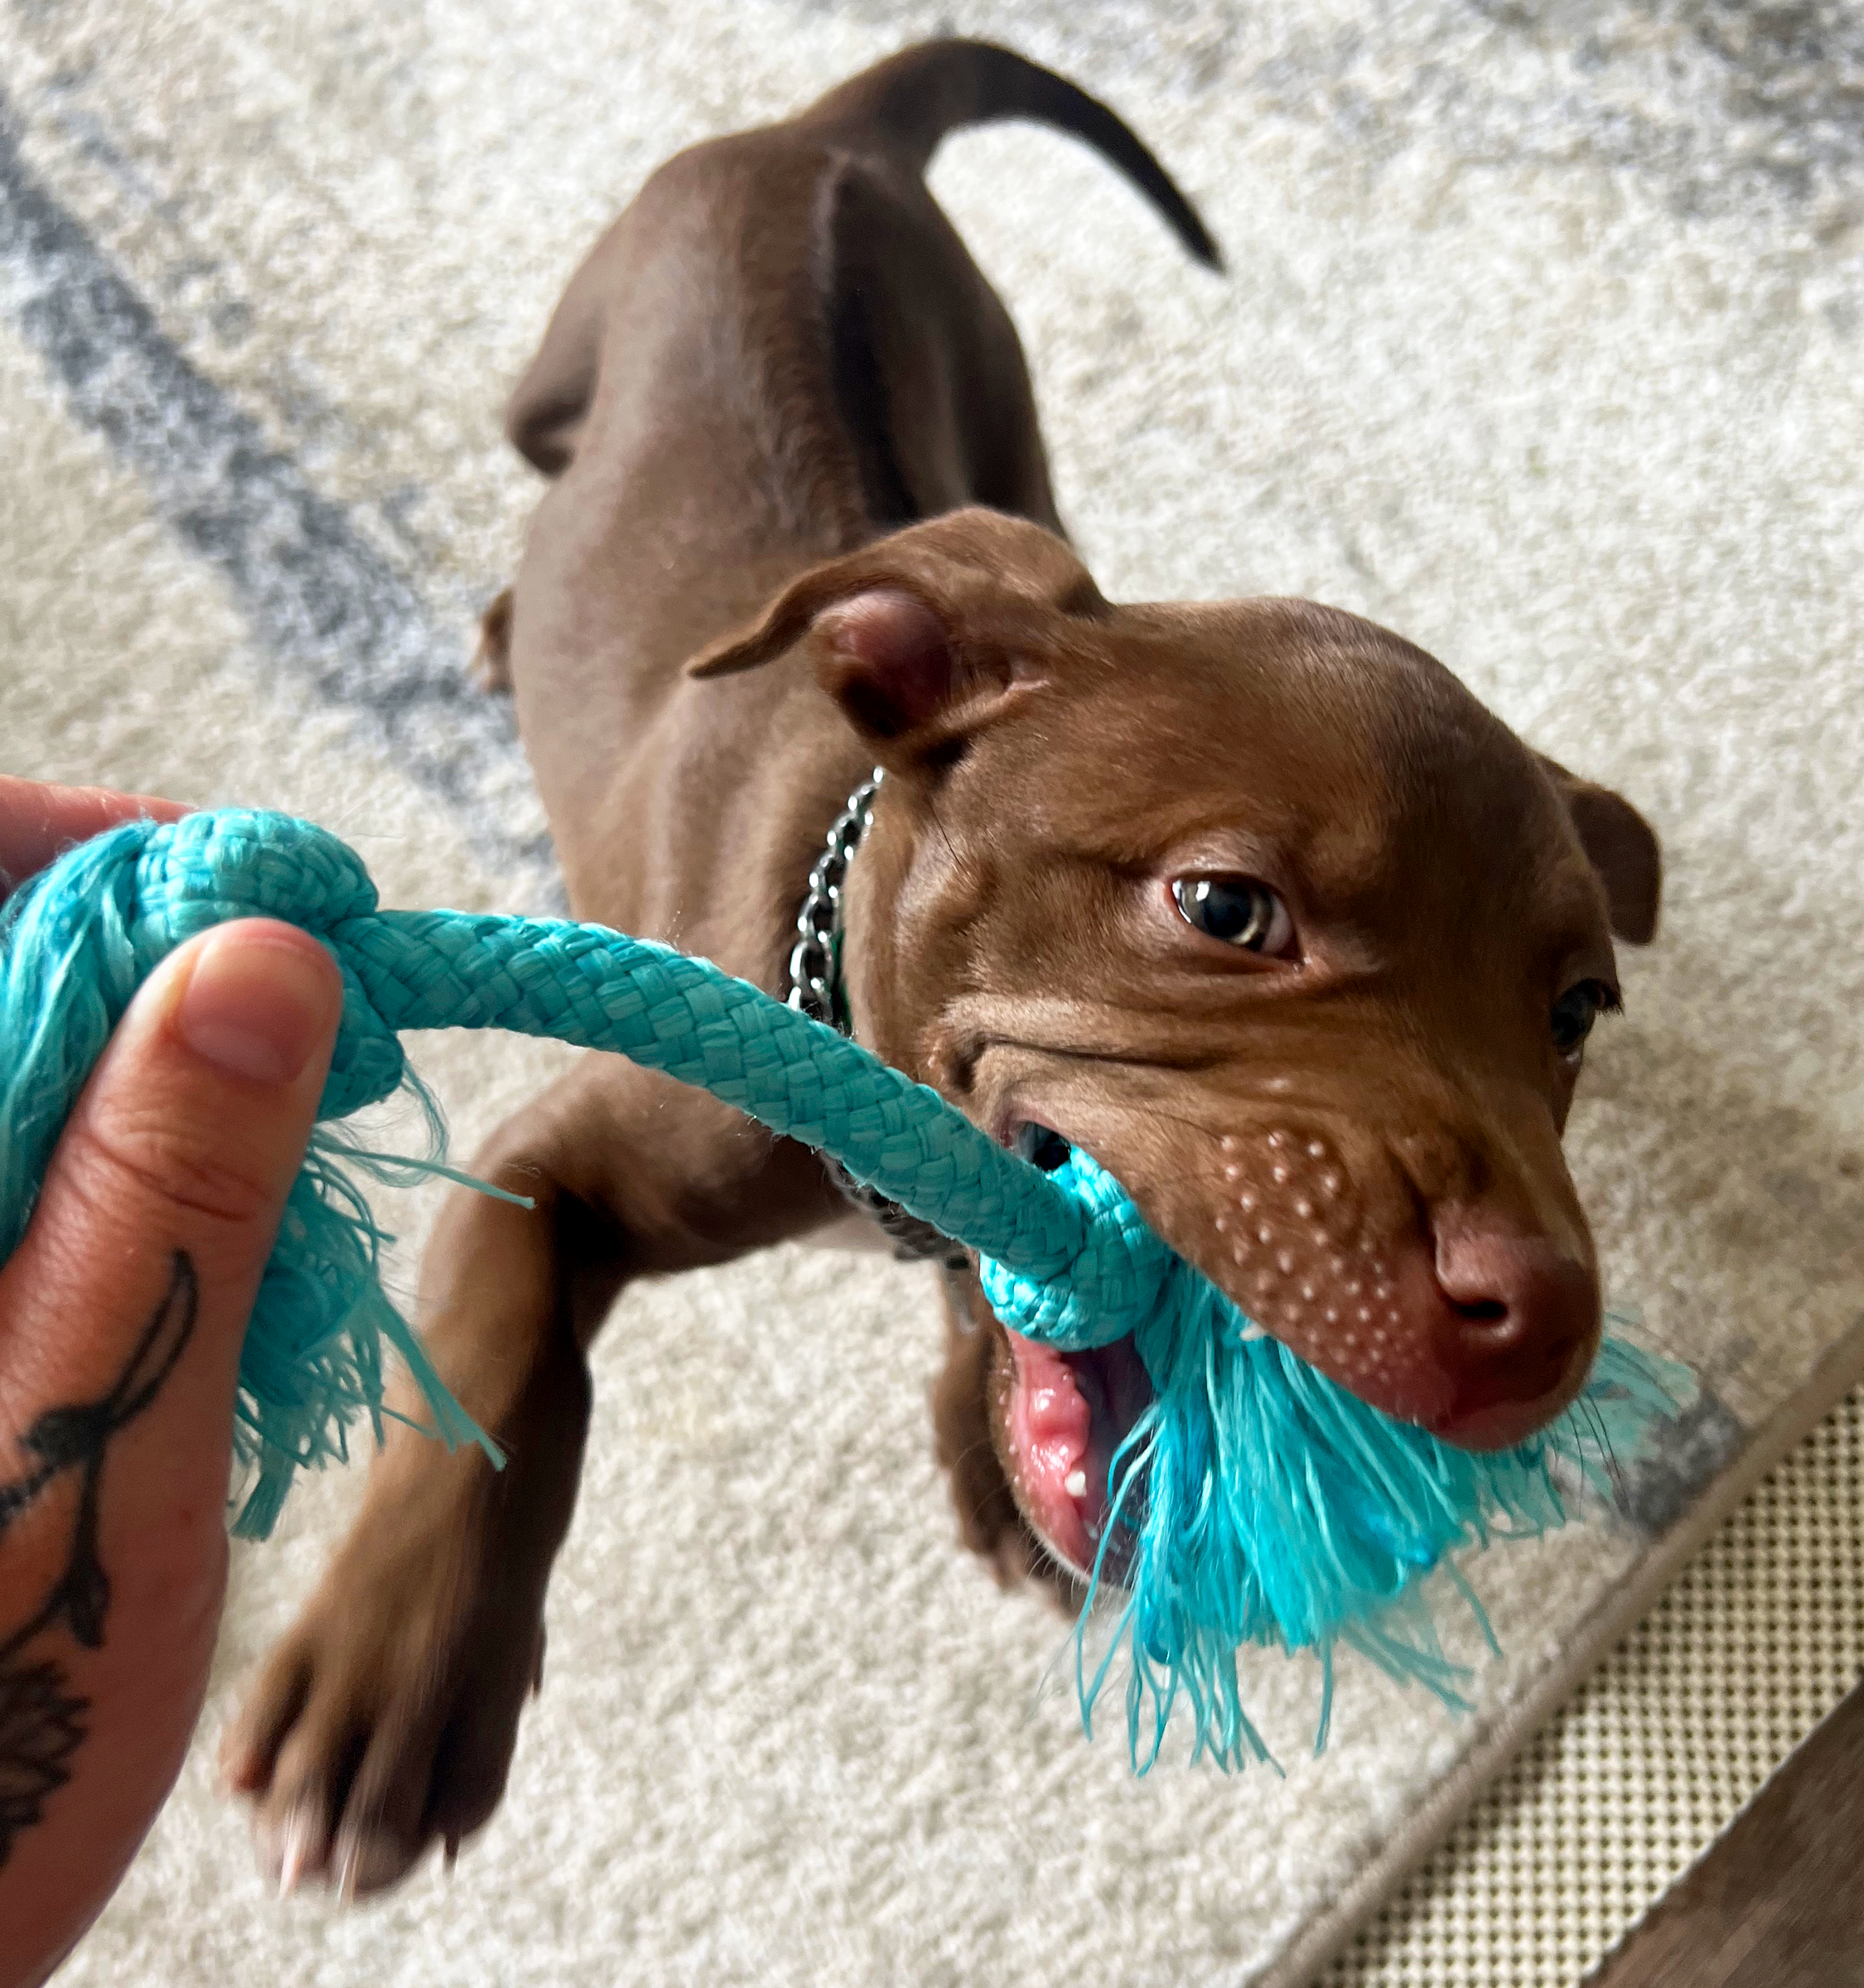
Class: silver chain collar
787,769,969,1269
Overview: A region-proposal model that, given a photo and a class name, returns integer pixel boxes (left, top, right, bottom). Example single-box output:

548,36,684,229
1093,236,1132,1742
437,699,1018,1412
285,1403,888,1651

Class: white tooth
1064,1469,1088,1498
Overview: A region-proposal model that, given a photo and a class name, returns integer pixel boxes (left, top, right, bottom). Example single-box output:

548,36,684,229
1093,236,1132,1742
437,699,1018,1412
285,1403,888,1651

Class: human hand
0,778,344,1986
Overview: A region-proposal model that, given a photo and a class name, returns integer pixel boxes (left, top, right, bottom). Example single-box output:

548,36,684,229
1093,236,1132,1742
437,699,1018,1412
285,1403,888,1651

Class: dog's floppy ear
686,507,1106,754
1538,755,1662,943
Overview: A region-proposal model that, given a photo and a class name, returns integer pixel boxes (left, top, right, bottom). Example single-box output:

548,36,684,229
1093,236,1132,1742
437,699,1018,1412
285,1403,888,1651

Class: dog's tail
795,39,1221,271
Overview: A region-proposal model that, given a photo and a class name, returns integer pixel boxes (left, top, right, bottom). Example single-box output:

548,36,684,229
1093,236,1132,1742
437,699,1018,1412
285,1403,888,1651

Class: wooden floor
1582,1675,1864,1987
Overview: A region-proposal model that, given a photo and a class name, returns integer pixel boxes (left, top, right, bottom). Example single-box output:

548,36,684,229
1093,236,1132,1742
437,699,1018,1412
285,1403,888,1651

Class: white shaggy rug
3,4,1862,1984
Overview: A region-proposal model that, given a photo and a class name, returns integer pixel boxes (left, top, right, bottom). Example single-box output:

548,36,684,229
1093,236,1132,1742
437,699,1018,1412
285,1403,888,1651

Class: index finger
0,775,191,895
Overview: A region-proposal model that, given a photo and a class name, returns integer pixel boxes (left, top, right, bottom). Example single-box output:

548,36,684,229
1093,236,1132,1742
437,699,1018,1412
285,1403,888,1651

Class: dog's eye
1550,979,1619,1063
1171,876,1293,955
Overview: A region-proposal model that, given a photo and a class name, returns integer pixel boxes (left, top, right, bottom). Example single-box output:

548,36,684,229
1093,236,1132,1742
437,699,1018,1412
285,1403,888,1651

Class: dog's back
487,41,1217,927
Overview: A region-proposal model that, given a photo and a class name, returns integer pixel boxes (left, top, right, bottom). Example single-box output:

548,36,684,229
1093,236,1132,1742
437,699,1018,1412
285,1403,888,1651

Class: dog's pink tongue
1005,1329,1095,1570
1003,1330,1152,1579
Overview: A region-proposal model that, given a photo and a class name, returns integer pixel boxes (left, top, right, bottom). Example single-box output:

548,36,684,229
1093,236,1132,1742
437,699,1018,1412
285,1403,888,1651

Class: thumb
1,917,343,1442
0,918,340,1973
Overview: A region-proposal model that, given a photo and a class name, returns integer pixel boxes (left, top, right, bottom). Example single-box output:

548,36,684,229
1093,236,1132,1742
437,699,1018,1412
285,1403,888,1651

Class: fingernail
277,1807,316,1899
175,924,340,1086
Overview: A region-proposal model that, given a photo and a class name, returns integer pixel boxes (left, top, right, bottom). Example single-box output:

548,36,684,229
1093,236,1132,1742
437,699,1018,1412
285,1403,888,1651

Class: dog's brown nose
1427,1226,1599,1450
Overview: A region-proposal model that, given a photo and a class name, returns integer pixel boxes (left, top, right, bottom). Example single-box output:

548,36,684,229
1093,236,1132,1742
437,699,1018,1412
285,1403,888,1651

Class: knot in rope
131,811,403,1119
980,1146,1176,1349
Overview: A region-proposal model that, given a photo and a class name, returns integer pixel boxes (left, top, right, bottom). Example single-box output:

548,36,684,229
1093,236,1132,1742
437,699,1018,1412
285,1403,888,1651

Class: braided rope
0,809,1693,1768
124,809,1175,1343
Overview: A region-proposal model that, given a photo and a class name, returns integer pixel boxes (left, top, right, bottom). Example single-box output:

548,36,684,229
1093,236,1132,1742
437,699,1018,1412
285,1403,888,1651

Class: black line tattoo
0,1661,88,1864
0,1252,197,1866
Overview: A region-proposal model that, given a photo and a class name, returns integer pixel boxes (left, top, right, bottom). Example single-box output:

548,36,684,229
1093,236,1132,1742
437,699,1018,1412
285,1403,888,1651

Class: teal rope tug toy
0,809,1690,1768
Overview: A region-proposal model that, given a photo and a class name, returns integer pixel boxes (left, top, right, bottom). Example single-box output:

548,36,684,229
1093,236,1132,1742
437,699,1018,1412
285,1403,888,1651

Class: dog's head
693,509,1660,1578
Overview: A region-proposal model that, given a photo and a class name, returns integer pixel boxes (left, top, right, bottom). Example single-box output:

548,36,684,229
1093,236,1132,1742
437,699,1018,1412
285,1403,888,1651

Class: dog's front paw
220,1457,543,1899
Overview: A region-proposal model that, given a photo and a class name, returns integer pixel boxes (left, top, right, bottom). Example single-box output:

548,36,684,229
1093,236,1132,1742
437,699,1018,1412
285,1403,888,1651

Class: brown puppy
225,41,1658,1894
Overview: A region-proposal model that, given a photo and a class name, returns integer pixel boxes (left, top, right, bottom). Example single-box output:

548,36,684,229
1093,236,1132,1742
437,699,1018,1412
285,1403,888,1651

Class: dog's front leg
220,1057,837,1896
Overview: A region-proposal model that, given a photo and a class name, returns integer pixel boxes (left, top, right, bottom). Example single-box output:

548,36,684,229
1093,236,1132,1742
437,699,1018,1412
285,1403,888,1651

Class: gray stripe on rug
0,88,559,901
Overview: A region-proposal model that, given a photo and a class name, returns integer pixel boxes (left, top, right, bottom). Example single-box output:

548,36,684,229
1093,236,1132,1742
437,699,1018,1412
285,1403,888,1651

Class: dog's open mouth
1002,1328,1155,1583
993,1117,1158,1581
